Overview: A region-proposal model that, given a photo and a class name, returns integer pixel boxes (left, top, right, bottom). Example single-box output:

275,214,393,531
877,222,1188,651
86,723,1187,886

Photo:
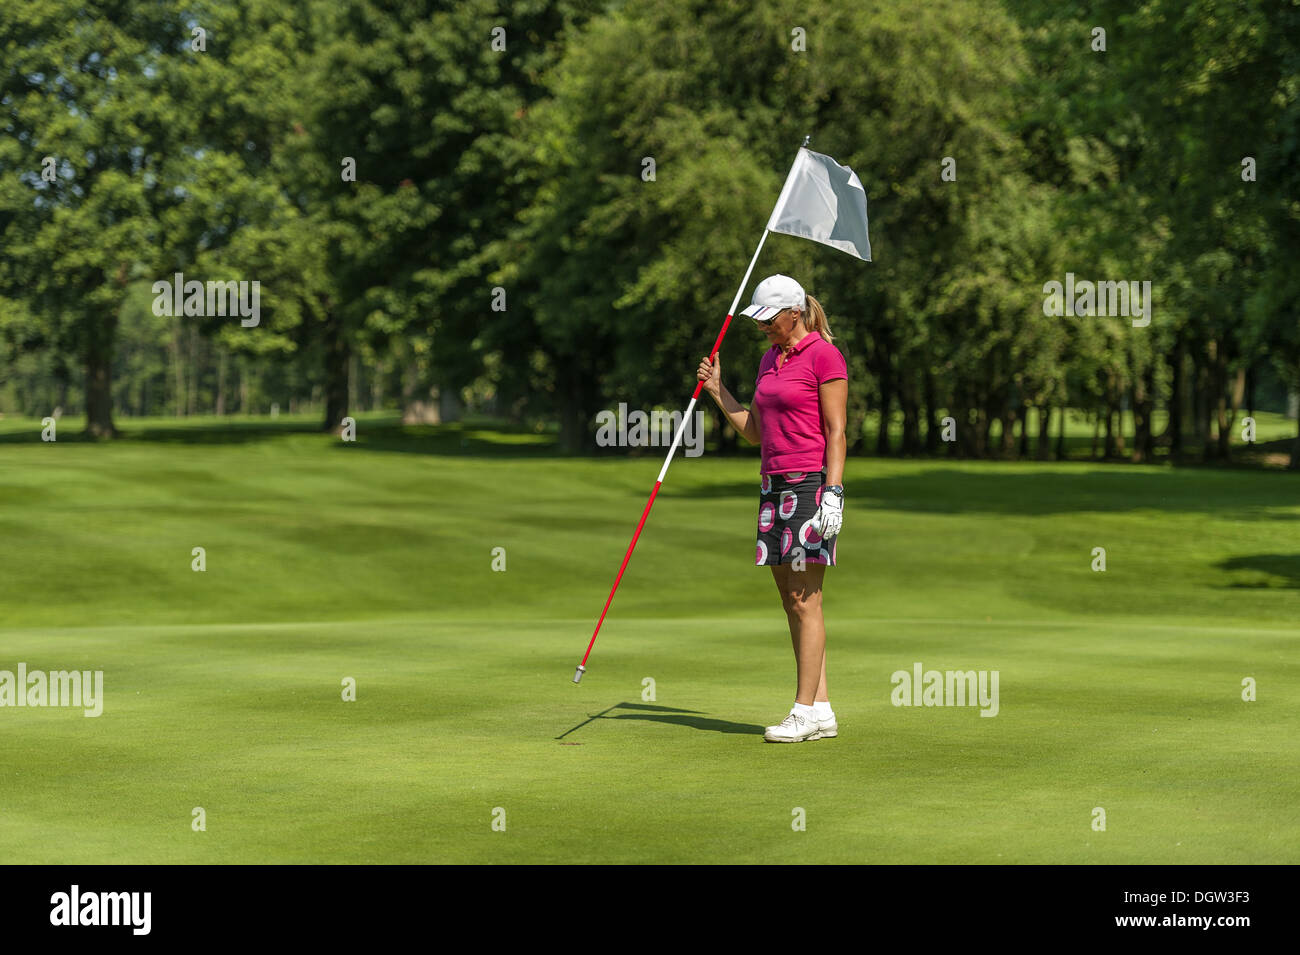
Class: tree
0,1,203,436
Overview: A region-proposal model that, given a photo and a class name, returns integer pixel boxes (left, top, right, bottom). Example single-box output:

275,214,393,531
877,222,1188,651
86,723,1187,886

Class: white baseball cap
740,274,806,321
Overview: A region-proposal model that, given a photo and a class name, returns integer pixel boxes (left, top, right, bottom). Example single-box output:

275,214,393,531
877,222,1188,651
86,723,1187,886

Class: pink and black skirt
755,470,836,567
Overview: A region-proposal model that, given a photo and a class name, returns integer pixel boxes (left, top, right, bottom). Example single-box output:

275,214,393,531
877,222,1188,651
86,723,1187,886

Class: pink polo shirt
753,331,847,475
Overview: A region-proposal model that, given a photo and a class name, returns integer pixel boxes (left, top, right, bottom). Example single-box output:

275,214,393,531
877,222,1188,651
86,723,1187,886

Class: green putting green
0,414,1296,863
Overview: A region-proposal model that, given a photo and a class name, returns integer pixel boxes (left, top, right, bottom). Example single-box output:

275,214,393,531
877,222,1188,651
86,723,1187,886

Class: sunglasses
753,308,794,327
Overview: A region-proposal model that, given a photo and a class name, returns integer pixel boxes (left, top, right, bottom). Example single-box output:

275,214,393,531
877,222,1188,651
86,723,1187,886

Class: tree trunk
899,380,920,455
55,373,69,417
215,348,227,417
1217,365,1245,460
975,404,992,457
999,406,1014,457
1165,334,1184,458
1199,344,1216,462
1056,402,1068,460
923,370,940,453
322,318,351,432
1130,383,1145,463
1246,362,1256,421
946,404,965,457
1037,405,1051,460
1131,365,1155,463
558,377,587,453
400,360,417,410
348,353,358,417
187,325,198,416
83,341,118,438
371,364,384,412
1142,361,1157,460
439,388,463,423
875,374,893,456
170,321,184,416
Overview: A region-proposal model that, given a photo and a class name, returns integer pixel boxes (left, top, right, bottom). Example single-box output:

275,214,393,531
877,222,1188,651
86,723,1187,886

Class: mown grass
0,417,1295,862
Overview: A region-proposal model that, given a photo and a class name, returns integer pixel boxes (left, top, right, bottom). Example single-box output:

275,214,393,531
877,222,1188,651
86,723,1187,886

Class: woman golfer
697,274,847,743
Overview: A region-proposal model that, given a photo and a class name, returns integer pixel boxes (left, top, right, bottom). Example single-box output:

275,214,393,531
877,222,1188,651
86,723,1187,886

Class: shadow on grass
126,420,325,444
0,416,565,455
681,466,1300,517
346,422,560,458
1216,554,1300,588
556,701,762,739
0,416,325,445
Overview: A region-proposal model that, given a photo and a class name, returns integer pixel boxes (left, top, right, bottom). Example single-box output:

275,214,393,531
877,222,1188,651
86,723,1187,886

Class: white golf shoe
764,710,821,743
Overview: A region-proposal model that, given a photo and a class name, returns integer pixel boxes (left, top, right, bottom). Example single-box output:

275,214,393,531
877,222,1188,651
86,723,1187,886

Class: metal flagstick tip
572,665,586,684
802,134,811,147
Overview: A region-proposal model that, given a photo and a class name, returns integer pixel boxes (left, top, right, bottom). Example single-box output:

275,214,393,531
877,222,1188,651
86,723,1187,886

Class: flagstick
573,144,808,684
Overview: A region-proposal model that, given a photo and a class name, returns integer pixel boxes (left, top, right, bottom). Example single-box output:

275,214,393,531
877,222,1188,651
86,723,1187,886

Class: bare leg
771,562,797,648
816,647,829,704
771,562,826,706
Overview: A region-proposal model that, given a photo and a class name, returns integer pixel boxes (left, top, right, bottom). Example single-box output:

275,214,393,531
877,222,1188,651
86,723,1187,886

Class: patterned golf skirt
755,470,836,567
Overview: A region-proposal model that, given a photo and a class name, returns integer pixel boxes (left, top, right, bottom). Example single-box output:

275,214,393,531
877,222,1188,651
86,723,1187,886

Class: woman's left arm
820,378,848,486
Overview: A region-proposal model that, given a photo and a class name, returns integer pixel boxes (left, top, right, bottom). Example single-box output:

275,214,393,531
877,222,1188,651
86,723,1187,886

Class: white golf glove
815,487,843,539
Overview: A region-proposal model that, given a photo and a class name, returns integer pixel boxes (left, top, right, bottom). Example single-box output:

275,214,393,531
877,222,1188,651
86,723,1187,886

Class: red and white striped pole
572,141,809,683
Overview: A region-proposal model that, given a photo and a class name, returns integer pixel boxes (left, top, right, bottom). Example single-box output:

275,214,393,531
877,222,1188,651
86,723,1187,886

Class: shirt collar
772,330,823,357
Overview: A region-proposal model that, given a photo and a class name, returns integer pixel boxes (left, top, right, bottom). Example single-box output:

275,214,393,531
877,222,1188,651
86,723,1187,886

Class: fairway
1,417,1297,864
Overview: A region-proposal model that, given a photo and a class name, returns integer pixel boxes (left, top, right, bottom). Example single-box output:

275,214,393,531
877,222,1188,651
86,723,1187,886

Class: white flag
767,147,871,261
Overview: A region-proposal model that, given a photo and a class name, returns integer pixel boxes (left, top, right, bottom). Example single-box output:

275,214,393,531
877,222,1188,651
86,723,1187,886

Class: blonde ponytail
802,294,832,344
